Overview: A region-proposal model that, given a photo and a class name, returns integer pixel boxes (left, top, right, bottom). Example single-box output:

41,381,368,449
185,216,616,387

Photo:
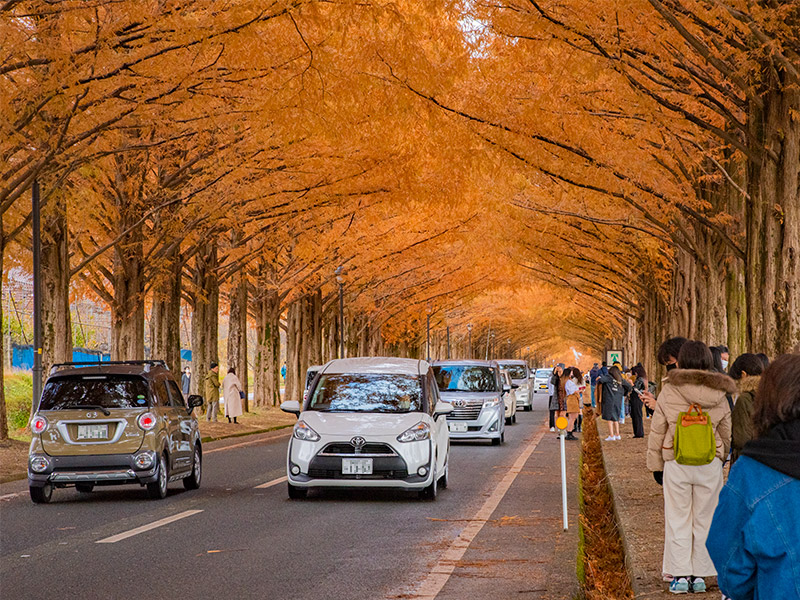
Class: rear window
39,375,150,410
536,369,552,378
308,374,423,413
433,365,498,393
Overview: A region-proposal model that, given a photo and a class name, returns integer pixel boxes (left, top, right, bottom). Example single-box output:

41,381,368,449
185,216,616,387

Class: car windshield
536,369,552,378
433,366,498,393
308,374,423,413
39,375,150,410
502,365,527,379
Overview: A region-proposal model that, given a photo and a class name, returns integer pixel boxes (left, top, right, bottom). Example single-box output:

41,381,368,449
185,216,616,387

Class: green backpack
674,403,716,466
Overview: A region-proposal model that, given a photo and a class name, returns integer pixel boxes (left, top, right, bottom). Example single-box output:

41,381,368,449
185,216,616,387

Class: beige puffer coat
646,369,734,472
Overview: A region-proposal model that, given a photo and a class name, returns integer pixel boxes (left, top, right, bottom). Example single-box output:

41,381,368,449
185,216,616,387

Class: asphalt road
0,395,579,600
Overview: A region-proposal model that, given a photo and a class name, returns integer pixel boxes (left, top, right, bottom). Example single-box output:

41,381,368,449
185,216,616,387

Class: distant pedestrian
706,353,800,600
556,363,568,418
181,366,191,396
564,368,581,441
222,367,244,424
728,353,765,464
548,366,561,431
589,363,600,407
281,363,287,381
597,366,631,441
646,341,733,594
204,362,221,422
630,365,647,438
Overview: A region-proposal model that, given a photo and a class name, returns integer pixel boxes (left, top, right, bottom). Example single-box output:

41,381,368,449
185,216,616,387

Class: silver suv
431,360,505,446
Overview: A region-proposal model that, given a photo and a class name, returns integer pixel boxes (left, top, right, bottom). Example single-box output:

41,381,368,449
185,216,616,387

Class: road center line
409,424,549,600
96,509,203,544
254,476,287,489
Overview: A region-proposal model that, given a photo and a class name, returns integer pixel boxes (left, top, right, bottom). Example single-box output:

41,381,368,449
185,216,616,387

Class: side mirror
187,395,203,413
280,400,301,416
433,401,453,419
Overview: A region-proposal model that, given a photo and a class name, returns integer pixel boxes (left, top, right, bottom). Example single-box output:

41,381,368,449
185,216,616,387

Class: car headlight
483,397,501,408
30,455,50,473
397,421,430,443
293,421,320,442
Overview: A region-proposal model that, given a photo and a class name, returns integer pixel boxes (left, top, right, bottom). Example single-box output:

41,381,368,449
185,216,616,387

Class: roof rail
49,360,169,376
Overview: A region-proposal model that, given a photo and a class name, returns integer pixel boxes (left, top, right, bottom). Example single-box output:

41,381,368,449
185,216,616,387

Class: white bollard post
556,415,569,530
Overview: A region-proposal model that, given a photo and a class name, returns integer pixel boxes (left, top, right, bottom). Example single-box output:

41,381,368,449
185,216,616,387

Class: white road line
409,425,549,600
205,430,291,455
96,509,203,544
0,492,23,502
254,476,287,489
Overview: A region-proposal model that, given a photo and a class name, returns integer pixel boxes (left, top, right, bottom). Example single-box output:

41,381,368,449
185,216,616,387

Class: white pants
662,458,723,578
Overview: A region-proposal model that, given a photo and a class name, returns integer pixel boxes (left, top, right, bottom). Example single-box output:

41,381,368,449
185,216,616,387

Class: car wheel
30,484,53,504
287,482,308,499
75,483,94,494
491,437,501,446
439,462,449,489
147,453,169,500
183,445,202,490
420,477,438,500
525,405,533,412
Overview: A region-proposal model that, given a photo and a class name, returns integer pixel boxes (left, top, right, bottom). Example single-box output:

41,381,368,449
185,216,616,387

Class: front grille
307,454,409,480
446,401,483,421
307,468,408,480
319,442,396,456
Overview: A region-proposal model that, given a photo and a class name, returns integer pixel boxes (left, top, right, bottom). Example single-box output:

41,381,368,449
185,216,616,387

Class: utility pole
32,180,43,411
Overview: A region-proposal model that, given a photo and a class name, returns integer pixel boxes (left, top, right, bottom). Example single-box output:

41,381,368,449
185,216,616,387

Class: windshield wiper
63,404,111,416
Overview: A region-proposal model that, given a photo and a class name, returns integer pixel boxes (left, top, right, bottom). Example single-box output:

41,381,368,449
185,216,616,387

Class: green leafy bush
4,371,33,430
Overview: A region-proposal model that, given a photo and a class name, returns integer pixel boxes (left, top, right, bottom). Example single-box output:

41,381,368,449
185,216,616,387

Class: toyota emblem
451,400,466,408
350,436,367,449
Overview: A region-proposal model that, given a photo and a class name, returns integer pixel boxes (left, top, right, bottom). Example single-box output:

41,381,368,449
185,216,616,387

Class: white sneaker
605,436,616,441
614,435,621,440
550,427,556,432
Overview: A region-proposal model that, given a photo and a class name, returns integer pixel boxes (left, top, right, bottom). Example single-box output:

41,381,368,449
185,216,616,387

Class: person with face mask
642,337,689,411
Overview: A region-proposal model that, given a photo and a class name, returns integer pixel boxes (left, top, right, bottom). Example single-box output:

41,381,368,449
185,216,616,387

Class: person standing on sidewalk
204,362,221,422
564,368,581,441
728,353,765,464
589,362,600,408
630,364,647,438
646,341,733,595
548,365,561,432
706,353,800,600
181,366,191,396
222,366,244,424
597,365,631,441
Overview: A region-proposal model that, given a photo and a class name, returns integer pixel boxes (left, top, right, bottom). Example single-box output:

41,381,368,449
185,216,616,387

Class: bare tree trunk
150,248,182,374
0,226,7,440
191,241,219,393
41,191,72,376
111,231,145,361
253,285,280,407
285,298,302,403
228,270,248,411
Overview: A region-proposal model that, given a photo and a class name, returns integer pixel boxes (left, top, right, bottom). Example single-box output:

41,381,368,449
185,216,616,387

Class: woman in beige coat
222,367,244,424
646,341,733,595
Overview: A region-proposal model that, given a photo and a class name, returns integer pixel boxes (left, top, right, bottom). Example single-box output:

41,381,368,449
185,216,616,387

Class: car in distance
533,367,554,399
27,360,203,503
280,357,453,500
498,360,533,411
500,369,518,425
431,360,505,446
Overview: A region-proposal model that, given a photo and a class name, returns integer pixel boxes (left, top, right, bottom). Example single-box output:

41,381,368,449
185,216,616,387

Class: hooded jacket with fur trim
731,375,760,458
646,369,734,471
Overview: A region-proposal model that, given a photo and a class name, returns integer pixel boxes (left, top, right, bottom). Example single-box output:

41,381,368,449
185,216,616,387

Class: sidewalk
599,418,719,598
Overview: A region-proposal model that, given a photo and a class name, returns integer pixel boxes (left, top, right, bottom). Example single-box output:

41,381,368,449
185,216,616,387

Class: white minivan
280,358,453,500
498,360,533,411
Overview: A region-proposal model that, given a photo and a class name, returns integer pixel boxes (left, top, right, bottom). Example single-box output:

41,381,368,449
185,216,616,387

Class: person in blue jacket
706,352,800,600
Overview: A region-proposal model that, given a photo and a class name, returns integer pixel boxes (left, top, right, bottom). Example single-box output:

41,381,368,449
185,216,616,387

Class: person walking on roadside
646,341,733,595
706,353,800,600
597,365,631,441
589,362,600,408
728,353,765,464
222,367,244,424
630,365,648,438
181,366,191,396
204,362,221,422
548,366,560,432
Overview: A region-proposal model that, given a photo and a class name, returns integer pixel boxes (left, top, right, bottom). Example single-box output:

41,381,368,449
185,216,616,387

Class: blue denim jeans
590,384,596,407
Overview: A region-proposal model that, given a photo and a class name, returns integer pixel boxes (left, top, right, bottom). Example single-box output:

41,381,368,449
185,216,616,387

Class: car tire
525,405,533,412
439,462,449,489
287,482,308,499
147,453,169,500
75,483,94,494
30,484,53,504
420,477,438,500
491,437,501,446
183,445,202,490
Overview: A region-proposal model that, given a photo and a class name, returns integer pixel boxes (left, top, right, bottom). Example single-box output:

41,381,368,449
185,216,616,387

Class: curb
1,423,294,486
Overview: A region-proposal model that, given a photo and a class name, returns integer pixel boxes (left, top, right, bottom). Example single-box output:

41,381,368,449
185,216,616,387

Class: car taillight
31,415,48,434
137,412,157,431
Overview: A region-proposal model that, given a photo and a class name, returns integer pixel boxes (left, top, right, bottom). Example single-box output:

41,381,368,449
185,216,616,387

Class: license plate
539,384,548,389
448,422,468,433
342,458,373,475
77,424,108,440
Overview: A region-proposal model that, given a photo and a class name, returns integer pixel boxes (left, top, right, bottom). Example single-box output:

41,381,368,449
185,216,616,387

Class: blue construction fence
10,344,193,370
